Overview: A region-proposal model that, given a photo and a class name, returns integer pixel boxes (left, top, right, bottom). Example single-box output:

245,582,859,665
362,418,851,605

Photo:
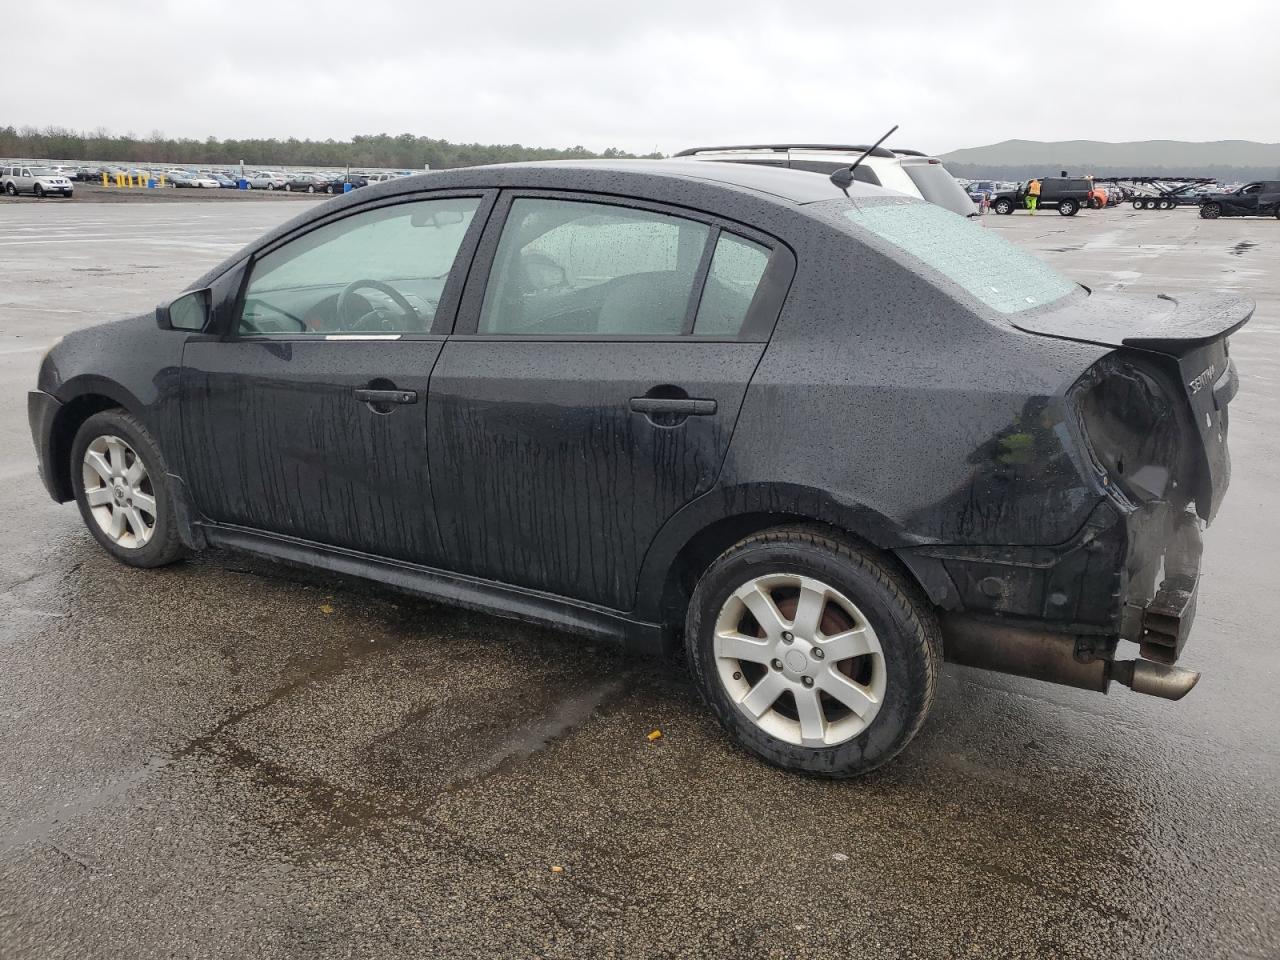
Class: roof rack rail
891,148,928,157
674,143,898,159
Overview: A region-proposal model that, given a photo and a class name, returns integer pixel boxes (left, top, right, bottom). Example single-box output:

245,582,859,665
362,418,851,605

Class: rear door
180,191,493,566
426,192,793,610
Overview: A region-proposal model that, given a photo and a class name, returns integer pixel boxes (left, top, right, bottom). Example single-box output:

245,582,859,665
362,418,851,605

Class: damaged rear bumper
897,493,1205,667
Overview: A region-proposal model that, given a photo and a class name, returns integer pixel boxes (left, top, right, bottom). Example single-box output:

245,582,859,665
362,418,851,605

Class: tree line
0,126,664,169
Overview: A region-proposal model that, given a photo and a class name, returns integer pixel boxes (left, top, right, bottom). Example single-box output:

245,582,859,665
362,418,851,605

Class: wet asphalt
1,198,1277,959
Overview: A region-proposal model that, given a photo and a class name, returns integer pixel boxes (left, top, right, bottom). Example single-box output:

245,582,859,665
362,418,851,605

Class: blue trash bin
238,178,249,190
147,178,157,189
343,182,353,194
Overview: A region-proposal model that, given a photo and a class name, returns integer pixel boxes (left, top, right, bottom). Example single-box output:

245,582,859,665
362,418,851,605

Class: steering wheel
335,279,422,332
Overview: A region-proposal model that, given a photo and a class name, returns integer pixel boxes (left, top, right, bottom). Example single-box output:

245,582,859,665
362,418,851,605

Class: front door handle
354,388,418,405
629,397,717,417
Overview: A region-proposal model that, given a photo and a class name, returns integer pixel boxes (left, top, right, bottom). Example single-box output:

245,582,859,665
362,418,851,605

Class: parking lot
1,200,1278,958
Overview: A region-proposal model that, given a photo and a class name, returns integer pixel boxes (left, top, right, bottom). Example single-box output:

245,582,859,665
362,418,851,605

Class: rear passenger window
693,233,770,336
479,198,710,336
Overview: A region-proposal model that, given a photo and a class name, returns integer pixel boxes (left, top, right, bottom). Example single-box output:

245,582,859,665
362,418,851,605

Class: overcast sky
10,0,1278,155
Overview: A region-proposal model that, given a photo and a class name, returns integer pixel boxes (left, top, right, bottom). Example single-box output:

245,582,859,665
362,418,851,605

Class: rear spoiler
1012,292,1254,355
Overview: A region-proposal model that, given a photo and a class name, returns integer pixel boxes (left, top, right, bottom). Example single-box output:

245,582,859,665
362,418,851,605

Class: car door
427,192,793,611
1228,183,1262,214
180,191,494,566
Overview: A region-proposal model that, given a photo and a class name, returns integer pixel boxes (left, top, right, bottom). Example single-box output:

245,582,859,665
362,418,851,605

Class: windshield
900,162,975,217
843,199,1078,315
31,168,55,176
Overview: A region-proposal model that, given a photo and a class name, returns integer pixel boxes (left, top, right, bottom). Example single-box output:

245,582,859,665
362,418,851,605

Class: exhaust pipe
1108,659,1200,700
940,614,1200,701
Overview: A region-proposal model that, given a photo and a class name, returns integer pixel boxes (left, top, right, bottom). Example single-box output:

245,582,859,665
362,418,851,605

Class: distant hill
940,139,1280,181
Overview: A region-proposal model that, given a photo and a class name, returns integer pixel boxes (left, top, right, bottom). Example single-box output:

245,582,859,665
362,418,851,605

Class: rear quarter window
842,200,1078,315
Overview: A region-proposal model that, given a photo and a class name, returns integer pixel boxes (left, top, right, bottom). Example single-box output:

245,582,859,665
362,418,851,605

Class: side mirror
157,289,211,331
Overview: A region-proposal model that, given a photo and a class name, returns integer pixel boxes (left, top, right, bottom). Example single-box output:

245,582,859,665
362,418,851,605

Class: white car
246,171,288,190
674,143,976,219
1,164,75,198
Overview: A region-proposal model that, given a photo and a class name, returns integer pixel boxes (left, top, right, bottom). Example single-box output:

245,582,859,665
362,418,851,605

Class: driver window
1242,184,1261,194
238,196,480,336
478,198,710,336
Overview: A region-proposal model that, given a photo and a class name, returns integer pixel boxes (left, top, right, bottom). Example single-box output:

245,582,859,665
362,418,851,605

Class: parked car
206,172,238,189
990,177,1093,216
27,160,1247,776
1199,181,1280,219
966,180,998,204
1,164,74,197
283,173,327,193
246,171,288,190
675,143,977,218
170,171,220,189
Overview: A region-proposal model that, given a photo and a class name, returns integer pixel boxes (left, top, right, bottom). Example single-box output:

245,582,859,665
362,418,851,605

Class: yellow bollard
101,171,108,187
159,175,165,187
115,172,123,188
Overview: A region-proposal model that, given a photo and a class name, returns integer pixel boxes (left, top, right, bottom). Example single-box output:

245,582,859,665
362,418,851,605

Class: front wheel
993,198,1014,215
307,184,316,193
1200,202,1221,220
267,183,276,191
685,526,940,777
1058,199,1079,216
4,182,16,196
70,409,185,568
33,184,44,198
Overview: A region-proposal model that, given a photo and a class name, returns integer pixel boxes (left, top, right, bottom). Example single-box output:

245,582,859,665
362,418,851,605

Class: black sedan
27,160,1249,776
1199,181,1280,219
282,173,328,194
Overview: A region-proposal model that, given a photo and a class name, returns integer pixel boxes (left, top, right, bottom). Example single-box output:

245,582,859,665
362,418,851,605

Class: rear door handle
629,397,717,417
354,388,418,405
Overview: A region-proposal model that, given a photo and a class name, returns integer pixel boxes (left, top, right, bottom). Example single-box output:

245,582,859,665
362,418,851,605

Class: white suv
1,164,75,198
674,144,975,218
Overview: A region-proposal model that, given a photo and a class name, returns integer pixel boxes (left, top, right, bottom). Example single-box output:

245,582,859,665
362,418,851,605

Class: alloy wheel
81,435,156,548
713,573,886,747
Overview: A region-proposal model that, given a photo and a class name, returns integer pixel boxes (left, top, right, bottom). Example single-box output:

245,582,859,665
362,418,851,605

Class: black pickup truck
1199,181,1280,219
990,177,1092,217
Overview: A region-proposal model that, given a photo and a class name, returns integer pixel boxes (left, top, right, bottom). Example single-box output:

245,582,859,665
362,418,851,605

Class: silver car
2,165,75,198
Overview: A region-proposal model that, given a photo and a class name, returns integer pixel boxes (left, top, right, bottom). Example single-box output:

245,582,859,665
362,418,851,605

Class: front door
427,193,789,610
1227,183,1262,215
181,193,491,566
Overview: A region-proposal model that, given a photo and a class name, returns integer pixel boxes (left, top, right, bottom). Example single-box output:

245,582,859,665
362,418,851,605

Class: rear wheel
283,183,292,192
685,526,940,777
70,410,185,568
33,184,44,198
1058,199,1079,216
307,184,316,193
4,182,16,196
993,198,1014,215
1200,202,1221,220
267,183,276,190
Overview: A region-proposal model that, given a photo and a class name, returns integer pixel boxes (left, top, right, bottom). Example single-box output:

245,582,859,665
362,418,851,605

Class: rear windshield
843,200,1078,315
900,162,975,217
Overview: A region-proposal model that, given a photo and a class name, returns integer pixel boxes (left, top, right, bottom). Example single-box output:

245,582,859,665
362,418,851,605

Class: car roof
447,158,883,204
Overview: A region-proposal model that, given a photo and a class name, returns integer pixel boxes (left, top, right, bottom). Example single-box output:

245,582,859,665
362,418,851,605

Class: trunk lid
1025,291,1252,523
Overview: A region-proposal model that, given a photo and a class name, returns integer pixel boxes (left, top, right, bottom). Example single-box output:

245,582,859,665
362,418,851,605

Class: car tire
34,184,44,198
307,185,316,193
284,184,292,192
1200,202,1221,220
1089,197,1102,209
993,198,1013,215
63,190,73,198
1059,199,1079,216
685,525,940,778
5,182,17,196
70,409,185,569
267,183,276,191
